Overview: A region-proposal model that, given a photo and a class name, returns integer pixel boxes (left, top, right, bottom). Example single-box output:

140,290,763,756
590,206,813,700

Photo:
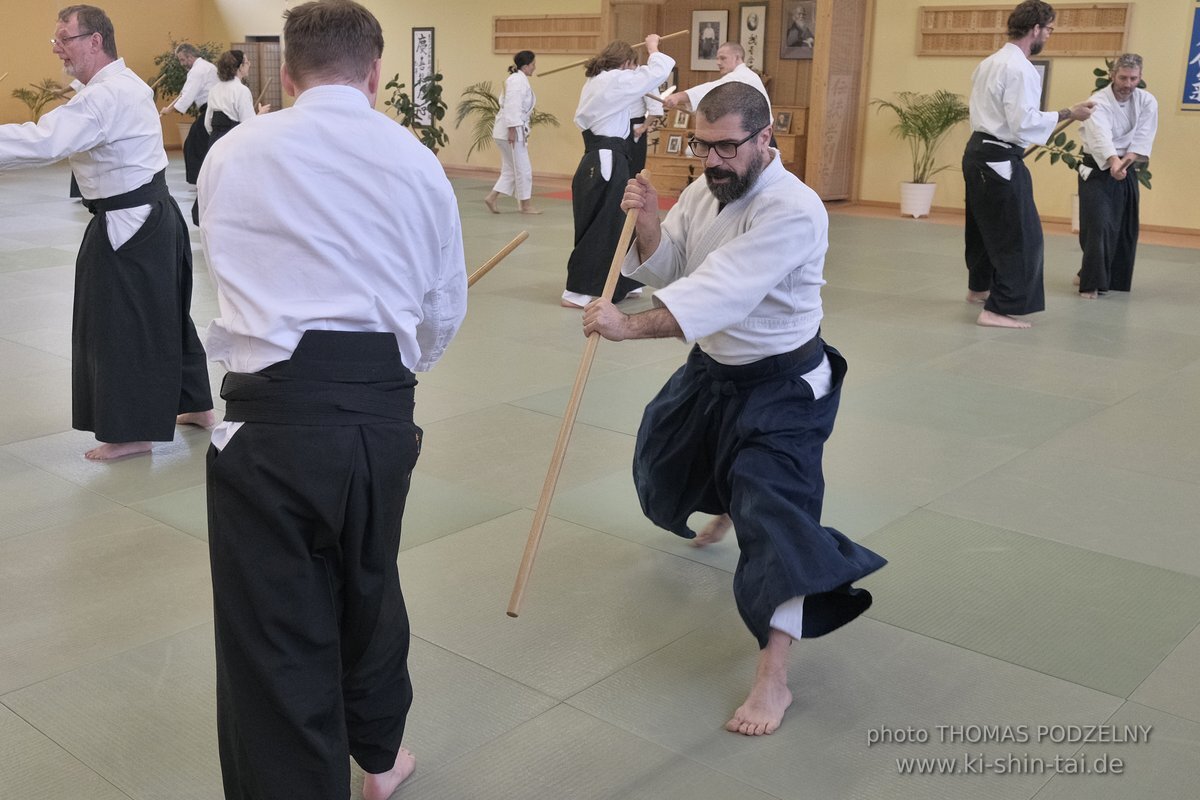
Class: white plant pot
1071,193,1080,233
899,181,937,218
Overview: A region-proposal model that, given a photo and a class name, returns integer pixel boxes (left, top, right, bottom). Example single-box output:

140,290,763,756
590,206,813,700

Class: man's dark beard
1030,39,1045,56
704,149,766,205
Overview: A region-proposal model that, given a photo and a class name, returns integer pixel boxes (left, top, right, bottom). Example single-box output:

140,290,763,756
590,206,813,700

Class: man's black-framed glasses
688,125,768,159
51,31,94,46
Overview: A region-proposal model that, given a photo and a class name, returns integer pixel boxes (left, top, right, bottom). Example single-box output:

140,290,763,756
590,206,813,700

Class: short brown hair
59,5,116,59
1007,1,1055,39
584,40,636,78
217,50,245,82
283,0,384,85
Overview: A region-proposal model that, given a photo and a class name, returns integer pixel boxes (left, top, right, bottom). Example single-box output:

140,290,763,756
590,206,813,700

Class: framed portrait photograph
671,109,691,129
692,10,728,71
773,110,793,134
779,1,815,60
412,27,435,125
1031,59,1051,111
739,4,768,72
666,134,683,155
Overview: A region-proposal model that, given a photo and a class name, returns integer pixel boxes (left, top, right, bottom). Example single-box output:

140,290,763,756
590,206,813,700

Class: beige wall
2,1,206,147
860,0,1200,231
206,0,601,178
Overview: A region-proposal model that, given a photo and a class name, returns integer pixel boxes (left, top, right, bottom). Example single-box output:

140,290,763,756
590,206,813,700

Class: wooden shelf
493,14,601,55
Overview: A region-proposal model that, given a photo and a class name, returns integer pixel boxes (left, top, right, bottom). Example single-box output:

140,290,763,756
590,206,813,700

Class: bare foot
691,514,732,548
560,299,584,308
85,441,152,461
1078,291,1098,299
976,309,1031,329
362,747,416,800
1072,274,1081,287
966,290,990,304
725,629,793,736
519,203,543,215
177,409,217,429
484,194,500,214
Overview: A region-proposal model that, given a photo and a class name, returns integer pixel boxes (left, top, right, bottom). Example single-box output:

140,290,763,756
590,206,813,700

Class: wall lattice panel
918,3,1130,57
493,15,602,54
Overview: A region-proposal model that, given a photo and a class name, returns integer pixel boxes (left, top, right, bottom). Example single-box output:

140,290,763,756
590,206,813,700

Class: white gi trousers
492,138,533,201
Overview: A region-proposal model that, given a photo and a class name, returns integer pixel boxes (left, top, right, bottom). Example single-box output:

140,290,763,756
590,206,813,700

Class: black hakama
633,340,887,648
74,170,211,443
208,330,420,799
963,131,1046,316
182,104,210,184
566,131,642,302
627,115,648,175
1077,154,1140,294
192,111,239,226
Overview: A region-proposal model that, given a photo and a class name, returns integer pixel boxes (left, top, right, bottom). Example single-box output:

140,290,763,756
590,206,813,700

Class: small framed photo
666,134,683,154
1031,59,1051,111
773,110,793,134
692,10,728,71
671,109,691,129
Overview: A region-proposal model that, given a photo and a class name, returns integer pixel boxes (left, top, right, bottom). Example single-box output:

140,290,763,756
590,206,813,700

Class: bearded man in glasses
582,81,885,738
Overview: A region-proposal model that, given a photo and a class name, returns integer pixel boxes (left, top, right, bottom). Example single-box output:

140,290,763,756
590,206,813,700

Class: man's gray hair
696,81,770,134
1111,53,1143,75
720,42,745,60
59,5,117,59
175,42,200,57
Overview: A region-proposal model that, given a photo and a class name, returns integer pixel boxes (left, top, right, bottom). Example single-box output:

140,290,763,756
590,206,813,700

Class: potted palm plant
453,81,559,161
153,37,222,143
11,79,70,121
871,89,970,218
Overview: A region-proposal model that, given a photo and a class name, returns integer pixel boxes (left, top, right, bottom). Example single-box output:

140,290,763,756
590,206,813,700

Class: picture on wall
739,4,768,72
412,27,434,125
779,1,815,60
1031,59,1050,111
692,10,728,71
773,110,793,134
666,134,683,154
671,109,691,129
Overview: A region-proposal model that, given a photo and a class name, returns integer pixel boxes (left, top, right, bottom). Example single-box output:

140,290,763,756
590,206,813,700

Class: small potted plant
453,81,559,161
11,79,70,121
384,72,449,152
871,89,970,218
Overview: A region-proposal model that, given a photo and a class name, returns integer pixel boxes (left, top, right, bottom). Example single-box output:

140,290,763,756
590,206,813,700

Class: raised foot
362,747,416,800
691,514,732,548
966,290,990,304
484,195,500,214
1072,274,1081,287
725,681,793,736
177,409,217,429
976,309,1031,329
85,441,152,461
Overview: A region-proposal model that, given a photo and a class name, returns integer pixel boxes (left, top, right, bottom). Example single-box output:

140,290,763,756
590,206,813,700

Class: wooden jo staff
507,194,642,617
255,76,274,107
0,72,9,84
1023,118,1074,158
468,230,528,287
538,30,689,77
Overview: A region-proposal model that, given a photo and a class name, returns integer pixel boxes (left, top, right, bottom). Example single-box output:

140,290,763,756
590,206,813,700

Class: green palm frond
453,80,560,162
871,90,970,183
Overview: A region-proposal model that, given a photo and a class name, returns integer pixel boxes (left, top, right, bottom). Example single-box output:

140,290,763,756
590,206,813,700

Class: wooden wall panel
493,14,601,54
918,3,1130,57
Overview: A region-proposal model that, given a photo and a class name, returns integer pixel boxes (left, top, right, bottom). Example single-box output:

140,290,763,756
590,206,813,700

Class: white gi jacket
492,71,535,142
969,43,1057,147
622,153,827,366
205,78,256,133
172,57,218,113
0,58,166,247
575,53,675,179
1078,85,1157,167
683,63,771,115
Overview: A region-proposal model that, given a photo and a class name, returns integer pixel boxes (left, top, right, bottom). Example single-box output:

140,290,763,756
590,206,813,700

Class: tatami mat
860,509,1200,696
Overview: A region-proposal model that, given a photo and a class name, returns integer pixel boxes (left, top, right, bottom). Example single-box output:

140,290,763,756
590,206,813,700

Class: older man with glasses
582,81,885,738
0,4,213,460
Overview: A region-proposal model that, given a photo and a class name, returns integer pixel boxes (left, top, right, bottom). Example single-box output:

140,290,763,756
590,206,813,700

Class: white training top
173,57,218,112
969,42,1057,147
1078,84,1158,165
205,78,256,133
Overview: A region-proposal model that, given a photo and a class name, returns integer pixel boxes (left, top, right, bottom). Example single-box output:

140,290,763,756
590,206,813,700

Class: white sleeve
1002,66,1057,147
173,67,201,113
1128,92,1158,157
1079,96,1118,163
414,197,468,371
0,97,106,171
235,84,256,123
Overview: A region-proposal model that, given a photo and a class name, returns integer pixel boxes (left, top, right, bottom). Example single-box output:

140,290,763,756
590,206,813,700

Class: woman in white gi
485,50,540,215
192,50,269,225
563,35,674,308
